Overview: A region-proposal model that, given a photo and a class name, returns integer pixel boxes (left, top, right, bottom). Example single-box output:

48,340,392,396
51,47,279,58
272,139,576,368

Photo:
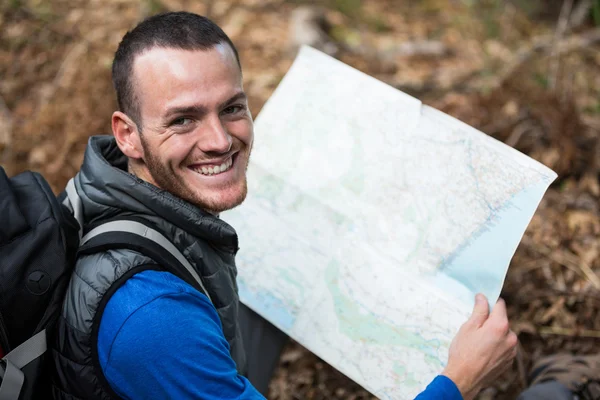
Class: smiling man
51,12,516,400
118,44,252,214
51,13,283,400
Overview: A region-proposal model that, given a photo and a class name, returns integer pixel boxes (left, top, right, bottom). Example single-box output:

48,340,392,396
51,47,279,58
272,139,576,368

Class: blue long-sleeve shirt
415,375,463,399
98,270,462,400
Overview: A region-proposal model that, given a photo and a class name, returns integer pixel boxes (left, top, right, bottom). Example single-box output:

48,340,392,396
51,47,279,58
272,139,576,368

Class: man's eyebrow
219,92,247,109
163,105,208,120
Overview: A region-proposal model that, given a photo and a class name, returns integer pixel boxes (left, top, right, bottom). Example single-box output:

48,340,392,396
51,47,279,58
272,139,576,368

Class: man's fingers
489,297,508,321
468,293,490,327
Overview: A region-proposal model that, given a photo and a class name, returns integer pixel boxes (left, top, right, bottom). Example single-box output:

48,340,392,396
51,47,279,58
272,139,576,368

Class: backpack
0,167,209,399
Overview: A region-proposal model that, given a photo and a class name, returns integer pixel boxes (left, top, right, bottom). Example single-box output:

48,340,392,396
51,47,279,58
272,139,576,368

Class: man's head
111,12,253,214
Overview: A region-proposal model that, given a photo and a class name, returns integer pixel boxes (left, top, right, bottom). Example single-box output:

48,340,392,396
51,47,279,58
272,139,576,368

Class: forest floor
2,0,600,398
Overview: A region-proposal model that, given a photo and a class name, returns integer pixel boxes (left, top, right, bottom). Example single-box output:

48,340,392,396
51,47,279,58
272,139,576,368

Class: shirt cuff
414,375,463,400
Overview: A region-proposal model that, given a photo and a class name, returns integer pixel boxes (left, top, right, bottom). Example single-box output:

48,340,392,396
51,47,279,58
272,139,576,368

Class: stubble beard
140,137,250,214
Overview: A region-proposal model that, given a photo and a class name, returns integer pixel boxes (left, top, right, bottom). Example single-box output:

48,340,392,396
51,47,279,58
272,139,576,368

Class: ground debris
2,1,600,399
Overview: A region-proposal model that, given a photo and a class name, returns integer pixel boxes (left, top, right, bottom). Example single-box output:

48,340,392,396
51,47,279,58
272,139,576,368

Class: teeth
194,157,233,176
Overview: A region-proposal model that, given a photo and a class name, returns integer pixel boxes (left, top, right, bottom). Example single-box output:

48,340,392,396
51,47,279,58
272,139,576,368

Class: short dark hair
112,12,241,129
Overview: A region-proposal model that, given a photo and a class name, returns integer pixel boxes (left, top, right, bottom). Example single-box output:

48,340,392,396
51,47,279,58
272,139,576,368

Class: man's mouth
189,156,234,176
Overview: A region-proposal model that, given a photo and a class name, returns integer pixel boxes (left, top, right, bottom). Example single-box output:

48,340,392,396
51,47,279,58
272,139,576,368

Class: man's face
129,45,253,214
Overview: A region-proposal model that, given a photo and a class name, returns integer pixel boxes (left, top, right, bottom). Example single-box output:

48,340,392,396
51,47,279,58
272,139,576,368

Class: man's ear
112,111,143,159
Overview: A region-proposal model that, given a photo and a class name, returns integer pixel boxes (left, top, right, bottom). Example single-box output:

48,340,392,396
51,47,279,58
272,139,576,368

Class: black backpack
0,167,79,399
0,167,209,399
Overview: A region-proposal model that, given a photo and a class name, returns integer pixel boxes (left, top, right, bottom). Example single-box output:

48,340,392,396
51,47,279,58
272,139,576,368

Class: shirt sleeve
98,272,264,400
413,375,463,400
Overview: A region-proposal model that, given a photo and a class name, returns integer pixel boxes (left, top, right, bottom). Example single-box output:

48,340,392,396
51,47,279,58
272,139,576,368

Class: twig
538,326,600,339
482,109,528,136
521,237,600,289
570,0,594,29
505,120,537,148
549,0,574,89
387,41,448,58
0,93,11,139
53,42,89,90
489,27,600,91
0,93,13,166
35,42,88,115
511,289,600,303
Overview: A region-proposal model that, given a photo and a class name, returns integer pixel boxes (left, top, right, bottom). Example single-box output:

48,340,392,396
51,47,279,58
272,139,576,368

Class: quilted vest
51,136,245,399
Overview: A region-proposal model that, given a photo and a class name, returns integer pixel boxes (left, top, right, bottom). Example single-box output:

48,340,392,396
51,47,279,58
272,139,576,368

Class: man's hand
442,293,518,400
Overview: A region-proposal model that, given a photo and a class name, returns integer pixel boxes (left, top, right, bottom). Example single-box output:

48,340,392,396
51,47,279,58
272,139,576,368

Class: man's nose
200,115,232,154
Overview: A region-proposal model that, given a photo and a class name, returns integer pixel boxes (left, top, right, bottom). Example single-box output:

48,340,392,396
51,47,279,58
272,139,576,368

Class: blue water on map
433,178,553,309
237,280,297,331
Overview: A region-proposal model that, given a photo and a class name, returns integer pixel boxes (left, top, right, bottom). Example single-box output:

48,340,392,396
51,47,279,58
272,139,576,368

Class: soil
2,1,600,398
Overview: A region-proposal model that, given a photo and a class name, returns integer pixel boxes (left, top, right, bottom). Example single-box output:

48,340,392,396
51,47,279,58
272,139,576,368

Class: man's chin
187,185,248,215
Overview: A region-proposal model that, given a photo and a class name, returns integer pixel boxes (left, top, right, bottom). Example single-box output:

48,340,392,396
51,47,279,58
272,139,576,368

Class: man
51,12,517,400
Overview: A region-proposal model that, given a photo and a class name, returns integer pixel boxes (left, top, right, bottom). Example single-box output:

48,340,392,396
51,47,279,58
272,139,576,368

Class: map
222,46,557,399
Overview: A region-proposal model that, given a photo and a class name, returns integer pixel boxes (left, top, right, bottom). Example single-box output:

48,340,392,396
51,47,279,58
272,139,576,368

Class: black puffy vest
51,136,245,399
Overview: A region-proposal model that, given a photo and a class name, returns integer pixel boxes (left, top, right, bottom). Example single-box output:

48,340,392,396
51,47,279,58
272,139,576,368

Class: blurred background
1,0,600,398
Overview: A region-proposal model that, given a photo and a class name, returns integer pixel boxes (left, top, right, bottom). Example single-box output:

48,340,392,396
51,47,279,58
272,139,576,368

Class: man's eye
222,105,243,115
171,117,192,126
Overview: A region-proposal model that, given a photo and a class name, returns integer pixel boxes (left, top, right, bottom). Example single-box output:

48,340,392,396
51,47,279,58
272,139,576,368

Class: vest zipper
0,310,9,354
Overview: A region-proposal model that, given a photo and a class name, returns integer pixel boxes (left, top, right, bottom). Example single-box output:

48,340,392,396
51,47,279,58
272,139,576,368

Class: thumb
469,293,490,327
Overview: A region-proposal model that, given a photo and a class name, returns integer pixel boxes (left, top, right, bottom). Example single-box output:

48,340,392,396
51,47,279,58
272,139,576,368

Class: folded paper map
223,46,557,399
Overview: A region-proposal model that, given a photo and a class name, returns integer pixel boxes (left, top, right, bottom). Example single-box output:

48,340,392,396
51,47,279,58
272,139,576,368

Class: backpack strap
78,218,212,303
0,359,23,399
0,330,47,399
62,177,210,301
63,178,83,240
